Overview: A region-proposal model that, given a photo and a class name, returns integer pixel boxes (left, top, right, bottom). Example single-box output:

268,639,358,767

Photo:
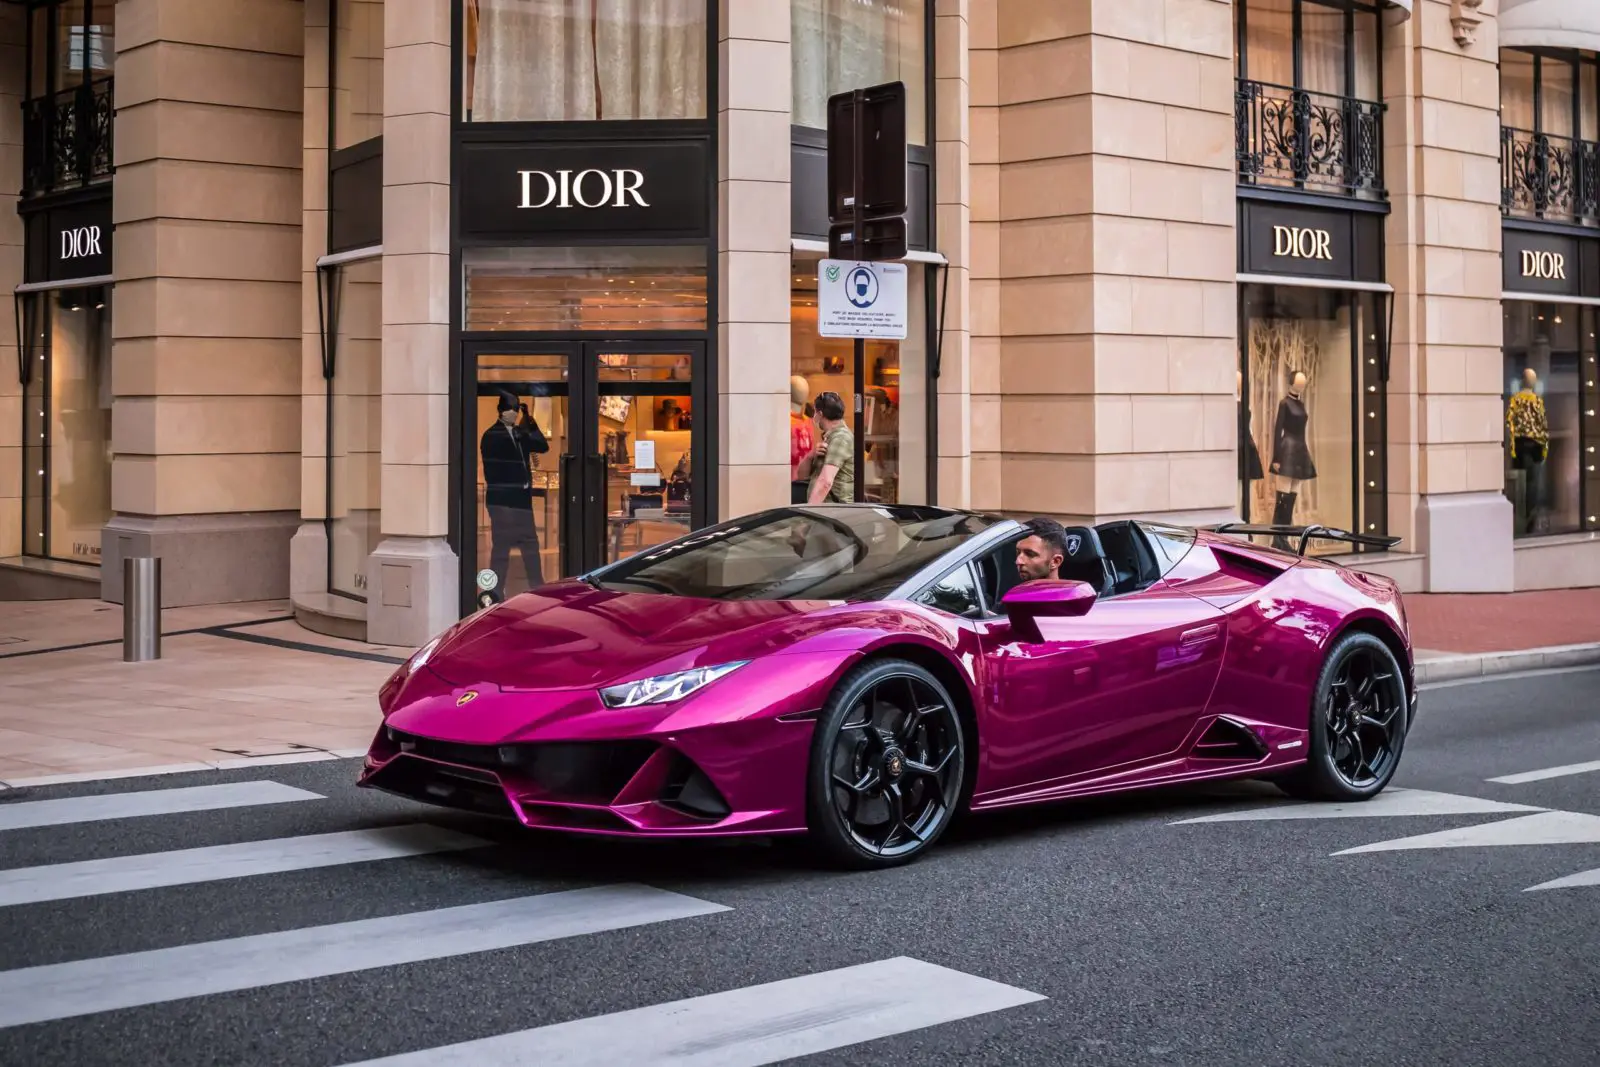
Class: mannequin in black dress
1270,370,1316,546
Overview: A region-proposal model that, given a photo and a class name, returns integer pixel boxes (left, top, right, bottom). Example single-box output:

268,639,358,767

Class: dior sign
1273,225,1333,261
1520,249,1567,280
458,140,709,239
1502,230,1584,297
518,168,649,210
60,225,104,260
30,195,113,283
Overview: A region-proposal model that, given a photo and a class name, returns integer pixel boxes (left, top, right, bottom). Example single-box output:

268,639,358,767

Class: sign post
824,82,909,500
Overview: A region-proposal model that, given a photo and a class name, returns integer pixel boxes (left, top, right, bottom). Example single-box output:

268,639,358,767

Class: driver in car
1016,517,1069,581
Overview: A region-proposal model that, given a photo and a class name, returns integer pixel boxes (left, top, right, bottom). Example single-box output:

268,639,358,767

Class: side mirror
1001,579,1097,642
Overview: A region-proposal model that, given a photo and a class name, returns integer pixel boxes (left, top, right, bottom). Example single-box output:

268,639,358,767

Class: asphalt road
0,665,1596,1066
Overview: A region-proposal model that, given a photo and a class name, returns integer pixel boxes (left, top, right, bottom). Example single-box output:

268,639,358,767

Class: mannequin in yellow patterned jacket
1506,368,1549,534
1506,368,1549,465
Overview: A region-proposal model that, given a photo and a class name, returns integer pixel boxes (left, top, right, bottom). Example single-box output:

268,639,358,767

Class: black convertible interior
974,520,1166,611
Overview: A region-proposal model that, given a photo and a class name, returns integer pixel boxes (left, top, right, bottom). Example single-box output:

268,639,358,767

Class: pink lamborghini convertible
359,505,1415,868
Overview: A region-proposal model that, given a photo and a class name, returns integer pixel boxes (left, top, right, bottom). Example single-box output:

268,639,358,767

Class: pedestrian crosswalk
0,774,1046,1064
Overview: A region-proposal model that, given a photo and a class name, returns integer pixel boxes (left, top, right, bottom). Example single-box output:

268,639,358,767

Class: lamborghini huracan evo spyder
359,505,1416,869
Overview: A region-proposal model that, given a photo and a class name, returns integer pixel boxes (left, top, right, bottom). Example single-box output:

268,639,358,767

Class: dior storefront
450,0,718,614
1235,199,1391,554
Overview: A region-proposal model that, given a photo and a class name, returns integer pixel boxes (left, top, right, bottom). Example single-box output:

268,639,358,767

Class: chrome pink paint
359,529,1413,841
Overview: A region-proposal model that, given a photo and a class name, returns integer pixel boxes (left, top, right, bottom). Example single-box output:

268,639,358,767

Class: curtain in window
792,0,927,145
1502,50,1536,130
1244,0,1293,87
465,0,705,122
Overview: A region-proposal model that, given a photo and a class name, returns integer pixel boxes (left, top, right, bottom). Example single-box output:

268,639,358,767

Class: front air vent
1192,717,1269,761
657,754,732,820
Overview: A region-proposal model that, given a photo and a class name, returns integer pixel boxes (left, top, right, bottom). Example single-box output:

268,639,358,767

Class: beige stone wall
303,0,332,524
935,0,973,508
366,0,454,646
0,5,22,559
333,0,386,149
106,0,305,602
976,0,1237,525
1386,0,1513,590
716,0,792,520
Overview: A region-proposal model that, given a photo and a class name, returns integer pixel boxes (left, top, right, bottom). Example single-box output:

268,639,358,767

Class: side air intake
1191,717,1269,761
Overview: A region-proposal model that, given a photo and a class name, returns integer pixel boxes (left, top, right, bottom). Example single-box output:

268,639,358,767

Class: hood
423,580,838,690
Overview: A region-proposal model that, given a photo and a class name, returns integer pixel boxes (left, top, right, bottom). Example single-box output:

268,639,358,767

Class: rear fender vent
1191,717,1269,761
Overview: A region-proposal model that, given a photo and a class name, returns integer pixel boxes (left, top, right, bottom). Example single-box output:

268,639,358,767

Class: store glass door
462,340,704,609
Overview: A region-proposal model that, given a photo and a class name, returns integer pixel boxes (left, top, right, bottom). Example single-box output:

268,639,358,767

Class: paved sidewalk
0,600,409,786
1405,588,1600,683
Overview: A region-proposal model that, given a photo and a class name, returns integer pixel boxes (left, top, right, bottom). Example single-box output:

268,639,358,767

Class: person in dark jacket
480,389,550,593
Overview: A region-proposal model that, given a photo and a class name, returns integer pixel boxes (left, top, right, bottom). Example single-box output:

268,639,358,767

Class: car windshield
591,506,1001,602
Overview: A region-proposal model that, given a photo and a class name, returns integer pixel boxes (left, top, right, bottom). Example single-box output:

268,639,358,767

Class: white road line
1488,759,1600,785
339,956,1047,1067
0,884,728,1029
0,780,322,832
0,825,488,907
1525,867,1600,892
1169,787,1544,824
1334,810,1600,855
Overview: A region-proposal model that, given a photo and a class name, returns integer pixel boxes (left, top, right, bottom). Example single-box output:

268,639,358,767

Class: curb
1415,642,1600,684
0,747,371,792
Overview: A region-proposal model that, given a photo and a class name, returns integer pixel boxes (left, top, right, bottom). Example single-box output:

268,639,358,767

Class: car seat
1058,526,1116,596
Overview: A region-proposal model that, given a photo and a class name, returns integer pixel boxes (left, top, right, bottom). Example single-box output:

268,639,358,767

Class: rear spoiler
1202,523,1402,558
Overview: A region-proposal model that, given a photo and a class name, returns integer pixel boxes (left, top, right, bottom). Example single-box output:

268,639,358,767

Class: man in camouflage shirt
805,390,855,504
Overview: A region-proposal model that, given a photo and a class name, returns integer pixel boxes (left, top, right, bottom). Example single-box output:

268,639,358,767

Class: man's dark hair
814,391,846,421
1023,516,1069,559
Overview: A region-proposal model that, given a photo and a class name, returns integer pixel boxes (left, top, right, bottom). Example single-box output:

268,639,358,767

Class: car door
970,541,1228,800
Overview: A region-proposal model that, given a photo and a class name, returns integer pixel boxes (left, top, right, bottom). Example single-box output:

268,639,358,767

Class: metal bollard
123,556,161,662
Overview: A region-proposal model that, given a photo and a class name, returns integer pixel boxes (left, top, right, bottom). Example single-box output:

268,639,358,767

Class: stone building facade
2,0,1597,646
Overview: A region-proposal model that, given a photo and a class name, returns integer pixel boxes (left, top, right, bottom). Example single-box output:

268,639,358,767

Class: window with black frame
1500,302,1600,537
1233,0,1385,199
20,0,115,199
1238,283,1389,554
1500,48,1600,227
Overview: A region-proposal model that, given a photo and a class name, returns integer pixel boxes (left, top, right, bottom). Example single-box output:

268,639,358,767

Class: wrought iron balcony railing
1235,78,1385,198
21,79,115,199
1501,126,1600,227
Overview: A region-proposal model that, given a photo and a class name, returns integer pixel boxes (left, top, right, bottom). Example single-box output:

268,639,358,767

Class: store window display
789,258,928,505
18,287,112,564
1500,302,1588,536
1239,283,1387,553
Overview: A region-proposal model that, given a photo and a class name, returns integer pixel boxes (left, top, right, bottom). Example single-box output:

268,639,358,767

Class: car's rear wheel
1278,631,1408,801
804,658,966,870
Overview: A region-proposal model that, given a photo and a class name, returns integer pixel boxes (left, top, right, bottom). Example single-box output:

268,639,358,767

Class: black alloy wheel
805,658,967,869
1279,630,1409,801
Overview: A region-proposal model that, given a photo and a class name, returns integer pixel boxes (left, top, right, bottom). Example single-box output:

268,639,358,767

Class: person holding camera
481,389,550,594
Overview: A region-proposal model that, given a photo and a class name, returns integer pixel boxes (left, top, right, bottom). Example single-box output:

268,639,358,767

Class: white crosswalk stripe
1334,810,1600,855
1169,787,1543,824
1487,759,1600,785
0,825,488,907
0,780,322,831
0,884,729,1029
0,774,1050,1060
337,956,1047,1067
1525,867,1600,891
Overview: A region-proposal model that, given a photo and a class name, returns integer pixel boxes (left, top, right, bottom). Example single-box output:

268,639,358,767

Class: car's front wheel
804,658,967,869
1278,630,1409,801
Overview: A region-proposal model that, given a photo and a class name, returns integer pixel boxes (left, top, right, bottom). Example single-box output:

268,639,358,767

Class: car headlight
598,661,748,708
409,634,444,672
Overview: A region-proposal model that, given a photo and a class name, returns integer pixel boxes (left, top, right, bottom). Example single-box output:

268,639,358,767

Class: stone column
935,0,973,508
716,0,791,519
1387,0,1512,590
988,0,1237,525
105,0,306,605
969,1,1001,510
367,0,455,646
0,5,23,559
290,0,333,600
